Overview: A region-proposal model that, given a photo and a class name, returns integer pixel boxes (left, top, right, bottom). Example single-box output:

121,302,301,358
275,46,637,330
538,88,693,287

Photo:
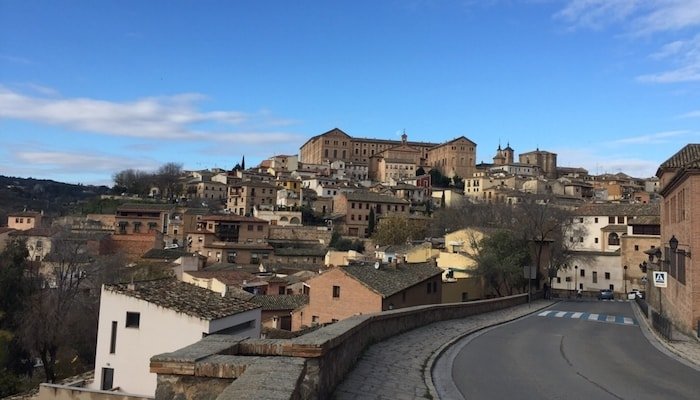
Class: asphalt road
442,300,700,400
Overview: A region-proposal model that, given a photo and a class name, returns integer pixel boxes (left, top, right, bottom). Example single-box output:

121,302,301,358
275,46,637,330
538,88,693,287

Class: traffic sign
653,271,667,288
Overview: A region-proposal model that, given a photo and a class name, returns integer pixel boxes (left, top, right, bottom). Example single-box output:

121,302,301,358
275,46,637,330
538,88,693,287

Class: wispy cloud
555,1,700,84
607,130,692,144
0,86,303,144
0,54,33,65
556,147,663,177
679,109,700,118
554,0,642,31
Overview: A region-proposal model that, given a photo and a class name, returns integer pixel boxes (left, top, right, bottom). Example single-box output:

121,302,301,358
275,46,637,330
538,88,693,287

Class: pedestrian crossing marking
537,310,637,326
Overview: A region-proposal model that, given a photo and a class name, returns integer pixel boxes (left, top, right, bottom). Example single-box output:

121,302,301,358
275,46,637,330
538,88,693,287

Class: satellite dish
374,261,380,270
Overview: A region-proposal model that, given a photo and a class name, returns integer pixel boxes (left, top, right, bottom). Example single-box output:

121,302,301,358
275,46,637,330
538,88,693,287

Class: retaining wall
151,294,528,400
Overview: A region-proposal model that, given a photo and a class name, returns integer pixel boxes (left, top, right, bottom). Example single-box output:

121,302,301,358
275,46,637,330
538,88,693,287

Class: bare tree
155,162,184,200
17,229,120,382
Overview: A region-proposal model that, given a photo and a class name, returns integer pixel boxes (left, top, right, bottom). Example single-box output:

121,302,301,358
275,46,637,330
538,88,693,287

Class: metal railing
635,296,649,319
651,310,672,340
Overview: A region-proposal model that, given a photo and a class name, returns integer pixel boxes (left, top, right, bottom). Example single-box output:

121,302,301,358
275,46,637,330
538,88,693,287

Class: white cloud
556,1,700,84
0,86,302,144
607,130,691,144
556,147,663,177
554,0,642,31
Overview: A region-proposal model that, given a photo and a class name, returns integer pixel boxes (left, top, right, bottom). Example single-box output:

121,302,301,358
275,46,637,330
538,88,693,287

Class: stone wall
151,294,527,399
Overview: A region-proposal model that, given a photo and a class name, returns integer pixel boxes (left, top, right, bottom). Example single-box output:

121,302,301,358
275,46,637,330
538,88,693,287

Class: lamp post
623,265,628,294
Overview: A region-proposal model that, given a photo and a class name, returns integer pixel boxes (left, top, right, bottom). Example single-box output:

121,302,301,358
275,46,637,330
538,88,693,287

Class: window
592,271,598,283
609,284,614,291
580,269,585,277
556,277,561,284
594,238,599,244
125,312,140,328
617,216,625,224
608,216,615,224
101,368,114,390
333,285,340,298
248,224,253,231
109,321,117,354
257,225,263,231
579,218,584,223
312,316,319,324
634,245,639,251
594,217,598,223
608,232,620,246
605,272,610,280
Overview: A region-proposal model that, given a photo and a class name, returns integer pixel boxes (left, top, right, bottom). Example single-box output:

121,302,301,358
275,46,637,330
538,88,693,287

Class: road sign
653,271,667,288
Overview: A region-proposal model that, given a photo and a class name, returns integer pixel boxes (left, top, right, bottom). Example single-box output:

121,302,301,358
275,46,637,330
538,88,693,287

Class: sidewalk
332,300,554,400
631,301,700,370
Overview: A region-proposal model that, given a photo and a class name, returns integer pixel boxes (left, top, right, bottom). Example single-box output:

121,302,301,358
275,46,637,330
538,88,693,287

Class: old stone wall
151,294,528,399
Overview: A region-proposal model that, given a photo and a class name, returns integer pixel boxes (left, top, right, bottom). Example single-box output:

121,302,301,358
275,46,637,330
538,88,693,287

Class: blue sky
2,0,700,186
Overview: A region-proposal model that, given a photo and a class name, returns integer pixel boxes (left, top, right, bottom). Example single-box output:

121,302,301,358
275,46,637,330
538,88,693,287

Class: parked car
630,289,644,299
598,289,614,300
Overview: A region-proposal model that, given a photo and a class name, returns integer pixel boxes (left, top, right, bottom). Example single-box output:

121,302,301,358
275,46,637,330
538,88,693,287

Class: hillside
0,175,112,223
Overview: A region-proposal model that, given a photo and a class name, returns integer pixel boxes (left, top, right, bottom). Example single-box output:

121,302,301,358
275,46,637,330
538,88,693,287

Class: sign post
653,271,667,315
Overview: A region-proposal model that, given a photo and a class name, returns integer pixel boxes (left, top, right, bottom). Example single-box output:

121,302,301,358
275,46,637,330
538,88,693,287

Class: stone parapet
151,294,528,399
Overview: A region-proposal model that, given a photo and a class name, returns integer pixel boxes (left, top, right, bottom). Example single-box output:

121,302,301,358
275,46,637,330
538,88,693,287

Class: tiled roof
0,227,16,234
104,278,260,320
628,215,660,225
250,294,308,311
142,248,189,260
574,203,659,217
343,191,409,204
117,203,175,212
341,262,442,298
186,270,259,285
200,214,268,223
184,208,210,215
658,144,700,170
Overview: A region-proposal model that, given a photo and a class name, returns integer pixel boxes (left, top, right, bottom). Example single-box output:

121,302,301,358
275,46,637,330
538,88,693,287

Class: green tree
371,215,427,246
367,208,376,235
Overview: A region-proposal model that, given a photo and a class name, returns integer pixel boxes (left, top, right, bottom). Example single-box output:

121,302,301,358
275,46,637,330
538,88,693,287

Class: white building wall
91,288,260,397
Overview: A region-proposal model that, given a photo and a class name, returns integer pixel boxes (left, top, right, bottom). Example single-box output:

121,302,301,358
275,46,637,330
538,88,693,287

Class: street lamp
574,265,579,298
623,265,628,294
669,235,692,258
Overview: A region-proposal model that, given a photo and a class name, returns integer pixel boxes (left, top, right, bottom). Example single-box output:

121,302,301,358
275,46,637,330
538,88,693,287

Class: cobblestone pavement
332,300,554,400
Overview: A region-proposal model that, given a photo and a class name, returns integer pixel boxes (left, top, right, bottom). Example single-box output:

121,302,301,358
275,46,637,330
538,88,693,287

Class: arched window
608,232,620,246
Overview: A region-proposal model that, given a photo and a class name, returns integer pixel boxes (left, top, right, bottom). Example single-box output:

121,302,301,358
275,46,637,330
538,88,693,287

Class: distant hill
0,175,112,224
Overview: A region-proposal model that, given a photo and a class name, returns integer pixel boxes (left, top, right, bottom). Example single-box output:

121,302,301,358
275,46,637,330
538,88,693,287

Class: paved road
443,300,700,400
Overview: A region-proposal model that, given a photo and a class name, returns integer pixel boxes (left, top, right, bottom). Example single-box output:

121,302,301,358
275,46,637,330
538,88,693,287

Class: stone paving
332,300,554,400
333,299,700,400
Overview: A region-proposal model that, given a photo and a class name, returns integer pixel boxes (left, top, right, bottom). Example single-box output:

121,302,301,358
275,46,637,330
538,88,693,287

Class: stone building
519,149,558,179
426,136,477,179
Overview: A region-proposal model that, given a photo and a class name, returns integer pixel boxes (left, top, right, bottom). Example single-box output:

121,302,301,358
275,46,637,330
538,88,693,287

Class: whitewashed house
91,278,261,397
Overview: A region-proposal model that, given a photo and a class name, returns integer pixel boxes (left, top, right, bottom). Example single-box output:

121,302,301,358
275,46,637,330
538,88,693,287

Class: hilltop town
0,128,697,398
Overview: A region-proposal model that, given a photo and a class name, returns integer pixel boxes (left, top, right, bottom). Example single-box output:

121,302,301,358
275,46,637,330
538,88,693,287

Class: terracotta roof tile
250,294,308,311
104,278,260,320
341,262,442,298
574,203,659,217
658,144,700,170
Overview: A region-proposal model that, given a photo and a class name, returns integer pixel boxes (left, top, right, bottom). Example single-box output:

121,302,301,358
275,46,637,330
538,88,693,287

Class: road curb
424,300,557,400
631,301,700,372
